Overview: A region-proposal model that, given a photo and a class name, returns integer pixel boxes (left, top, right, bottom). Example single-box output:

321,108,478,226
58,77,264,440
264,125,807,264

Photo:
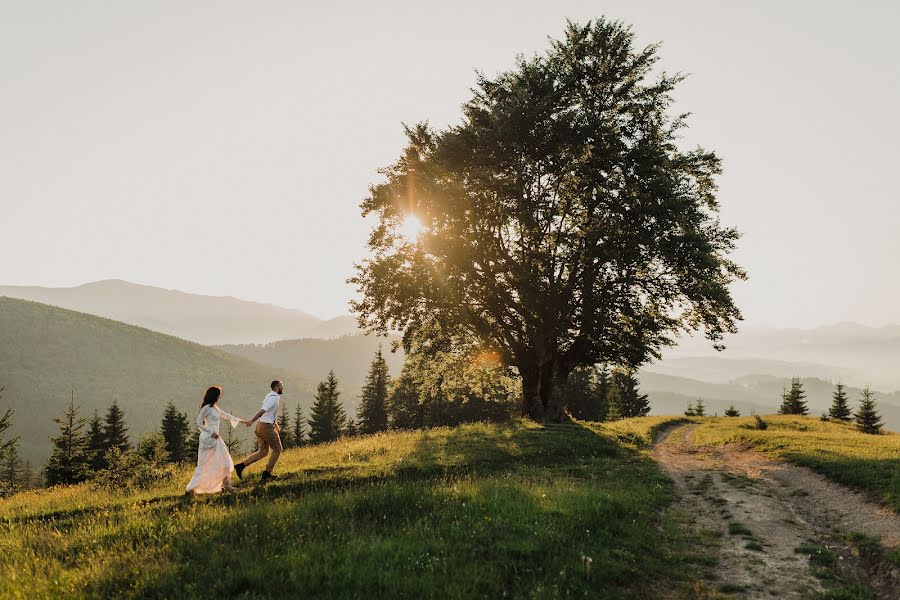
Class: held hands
242,419,252,427
211,432,220,439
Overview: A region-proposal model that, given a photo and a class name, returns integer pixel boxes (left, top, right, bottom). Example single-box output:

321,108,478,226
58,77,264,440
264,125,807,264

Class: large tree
309,371,347,444
350,19,744,420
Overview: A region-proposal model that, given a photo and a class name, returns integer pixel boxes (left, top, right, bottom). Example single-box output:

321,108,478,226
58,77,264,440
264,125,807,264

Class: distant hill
0,297,318,465
217,334,405,388
661,323,900,390
0,280,359,344
639,369,900,429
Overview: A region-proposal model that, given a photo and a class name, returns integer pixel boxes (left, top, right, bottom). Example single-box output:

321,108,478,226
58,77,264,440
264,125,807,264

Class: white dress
186,405,241,494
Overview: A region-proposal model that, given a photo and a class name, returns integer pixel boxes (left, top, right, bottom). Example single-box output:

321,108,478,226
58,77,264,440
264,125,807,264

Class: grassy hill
0,297,316,465
0,280,358,345
0,417,714,599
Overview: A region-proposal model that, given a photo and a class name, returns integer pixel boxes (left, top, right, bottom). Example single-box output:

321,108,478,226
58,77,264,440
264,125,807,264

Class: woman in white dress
186,386,244,495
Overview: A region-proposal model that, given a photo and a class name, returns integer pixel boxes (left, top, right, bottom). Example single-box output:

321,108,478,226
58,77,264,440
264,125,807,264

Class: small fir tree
309,371,347,443
358,346,391,434
694,397,706,417
778,378,808,415
616,370,651,418
0,442,25,497
45,392,89,486
854,386,883,435
103,400,130,453
724,404,740,417
292,404,306,446
604,383,623,421
684,401,696,417
85,410,107,470
277,404,292,449
160,401,190,463
828,383,852,421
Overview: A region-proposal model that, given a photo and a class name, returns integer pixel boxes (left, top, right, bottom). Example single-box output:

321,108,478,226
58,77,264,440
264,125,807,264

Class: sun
398,215,424,240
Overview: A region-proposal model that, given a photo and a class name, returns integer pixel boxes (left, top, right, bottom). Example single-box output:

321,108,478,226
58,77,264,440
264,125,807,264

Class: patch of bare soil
652,425,900,599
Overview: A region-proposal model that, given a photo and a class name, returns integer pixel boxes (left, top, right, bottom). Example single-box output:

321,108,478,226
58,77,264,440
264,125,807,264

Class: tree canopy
351,19,744,420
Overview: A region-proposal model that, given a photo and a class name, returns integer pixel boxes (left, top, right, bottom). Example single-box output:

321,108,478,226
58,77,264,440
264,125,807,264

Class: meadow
0,417,715,599
691,415,900,512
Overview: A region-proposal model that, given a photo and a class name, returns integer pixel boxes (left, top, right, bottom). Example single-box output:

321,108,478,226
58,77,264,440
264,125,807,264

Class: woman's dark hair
201,385,222,408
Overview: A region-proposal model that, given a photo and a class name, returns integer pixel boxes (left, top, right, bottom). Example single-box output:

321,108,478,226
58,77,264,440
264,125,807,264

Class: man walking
234,380,284,483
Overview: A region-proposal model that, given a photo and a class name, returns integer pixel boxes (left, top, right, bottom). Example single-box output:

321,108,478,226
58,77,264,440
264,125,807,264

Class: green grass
690,416,900,512
0,418,709,599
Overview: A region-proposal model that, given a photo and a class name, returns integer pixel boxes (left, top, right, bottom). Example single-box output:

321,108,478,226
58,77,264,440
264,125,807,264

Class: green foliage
91,433,176,491
0,420,715,598
0,443,26,497
277,405,293,449
565,365,608,421
386,332,519,429
102,401,130,453
0,388,17,462
854,386,883,435
45,394,89,486
614,370,650,418
604,383,623,421
350,19,745,420
724,404,741,417
292,404,306,446
778,377,809,415
309,371,347,443
829,383,853,421
358,346,390,434
85,411,106,470
160,401,190,463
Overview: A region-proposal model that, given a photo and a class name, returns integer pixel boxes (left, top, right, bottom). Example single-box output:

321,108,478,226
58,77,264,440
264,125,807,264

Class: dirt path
652,424,900,599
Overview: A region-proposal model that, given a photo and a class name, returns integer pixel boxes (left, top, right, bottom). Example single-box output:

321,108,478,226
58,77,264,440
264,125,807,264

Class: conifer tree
45,392,89,486
828,383,852,421
103,400,130,453
358,347,391,434
309,371,347,443
616,370,651,418
777,377,808,415
854,386,883,435
277,404,293,449
160,401,190,463
565,366,599,421
724,404,740,417
85,410,107,470
344,418,359,437
0,441,25,497
605,382,623,421
684,401,696,417
292,404,306,446
0,388,17,461
694,397,706,417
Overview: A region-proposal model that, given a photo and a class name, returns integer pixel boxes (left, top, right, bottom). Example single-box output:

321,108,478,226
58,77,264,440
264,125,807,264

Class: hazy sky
1,1,898,325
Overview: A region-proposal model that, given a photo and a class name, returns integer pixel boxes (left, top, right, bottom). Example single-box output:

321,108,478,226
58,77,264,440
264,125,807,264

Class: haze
2,1,898,326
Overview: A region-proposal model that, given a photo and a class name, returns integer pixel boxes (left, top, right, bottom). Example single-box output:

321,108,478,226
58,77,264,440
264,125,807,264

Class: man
234,380,284,483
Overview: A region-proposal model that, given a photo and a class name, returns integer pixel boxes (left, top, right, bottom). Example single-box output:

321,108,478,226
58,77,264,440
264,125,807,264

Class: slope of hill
0,297,316,464
0,418,711,598
217,334,405,388
0,280,358,344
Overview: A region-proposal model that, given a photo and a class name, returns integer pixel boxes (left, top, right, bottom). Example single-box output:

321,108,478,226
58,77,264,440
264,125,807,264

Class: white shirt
259,391,280,424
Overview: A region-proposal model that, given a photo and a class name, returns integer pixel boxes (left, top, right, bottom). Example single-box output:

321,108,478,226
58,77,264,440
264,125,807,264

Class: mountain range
0,280,358,345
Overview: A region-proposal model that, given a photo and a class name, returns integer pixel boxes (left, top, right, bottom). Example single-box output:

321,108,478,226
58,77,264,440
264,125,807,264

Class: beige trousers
242,422,283,473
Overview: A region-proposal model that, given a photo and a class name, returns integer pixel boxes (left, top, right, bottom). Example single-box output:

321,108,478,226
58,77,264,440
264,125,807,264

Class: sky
1,1,898,325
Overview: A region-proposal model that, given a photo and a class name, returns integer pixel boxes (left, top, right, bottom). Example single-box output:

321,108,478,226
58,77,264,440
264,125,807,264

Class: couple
185,380,286,495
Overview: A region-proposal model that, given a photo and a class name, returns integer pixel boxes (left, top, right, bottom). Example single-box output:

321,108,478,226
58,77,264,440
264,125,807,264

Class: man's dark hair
271,380,282,391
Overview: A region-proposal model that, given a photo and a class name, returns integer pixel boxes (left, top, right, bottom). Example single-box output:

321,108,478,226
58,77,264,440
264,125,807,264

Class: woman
185,386,244,495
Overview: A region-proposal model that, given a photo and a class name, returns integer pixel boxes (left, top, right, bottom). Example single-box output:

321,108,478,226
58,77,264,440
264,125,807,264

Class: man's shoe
261,470,278,483
234,463,245,480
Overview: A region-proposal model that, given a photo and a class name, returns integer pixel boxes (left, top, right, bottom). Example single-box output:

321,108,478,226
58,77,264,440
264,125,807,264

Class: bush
92,433,176,491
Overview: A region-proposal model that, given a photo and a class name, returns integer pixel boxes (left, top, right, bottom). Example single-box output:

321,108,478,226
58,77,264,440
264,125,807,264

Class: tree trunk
520,365,544,420
519,357,569,422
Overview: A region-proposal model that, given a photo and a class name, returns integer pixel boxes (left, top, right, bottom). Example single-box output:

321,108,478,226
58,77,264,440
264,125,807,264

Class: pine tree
566,366,608,421
604,382,623,421
684,401,696,417
309,371,347,443
358,347,391,434
344,418,359,437
85,411,107,470
103,400,130,453
160,401,190,463
694,397,706,417
778,378,808,415
292,404,306,446
45,392,89,486
0,388,17,460
854,386,883,435
828,383,852,421
0,441,25,497
724,404,740,417
616,370,651,418
277,404,293,449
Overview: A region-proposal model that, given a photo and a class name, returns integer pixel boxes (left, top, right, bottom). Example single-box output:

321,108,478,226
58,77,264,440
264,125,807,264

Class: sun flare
399,215,424,240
